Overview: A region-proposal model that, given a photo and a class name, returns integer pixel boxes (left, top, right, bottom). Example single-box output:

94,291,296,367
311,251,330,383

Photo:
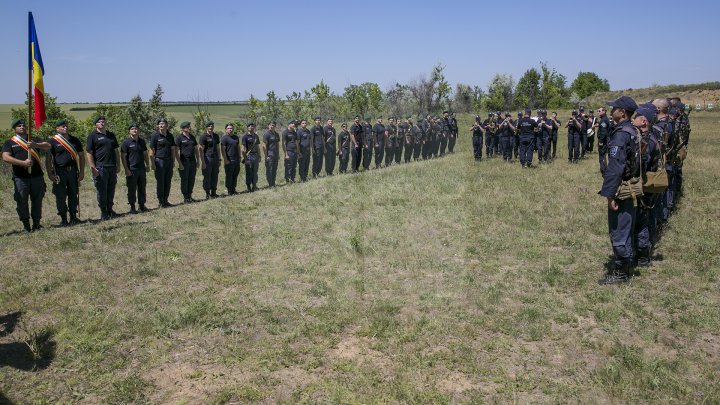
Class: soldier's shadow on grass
0,312,22,337
0,391,17,405
0,330,56,371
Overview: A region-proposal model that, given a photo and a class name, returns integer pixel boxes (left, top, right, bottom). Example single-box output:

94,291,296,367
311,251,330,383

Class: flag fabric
29,12,46,129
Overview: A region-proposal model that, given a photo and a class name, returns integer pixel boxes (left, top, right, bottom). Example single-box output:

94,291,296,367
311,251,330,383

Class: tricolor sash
10,135,41,163
53,134,79,161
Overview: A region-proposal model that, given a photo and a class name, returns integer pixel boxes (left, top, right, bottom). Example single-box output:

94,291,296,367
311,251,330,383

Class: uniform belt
58,164,78,172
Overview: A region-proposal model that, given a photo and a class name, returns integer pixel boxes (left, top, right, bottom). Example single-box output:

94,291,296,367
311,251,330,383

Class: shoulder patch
609,145,619,158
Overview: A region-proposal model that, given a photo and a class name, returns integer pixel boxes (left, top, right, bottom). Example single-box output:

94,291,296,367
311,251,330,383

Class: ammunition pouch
616,177,643,201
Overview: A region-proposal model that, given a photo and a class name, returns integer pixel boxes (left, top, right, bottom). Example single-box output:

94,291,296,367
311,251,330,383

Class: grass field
0,112,719,403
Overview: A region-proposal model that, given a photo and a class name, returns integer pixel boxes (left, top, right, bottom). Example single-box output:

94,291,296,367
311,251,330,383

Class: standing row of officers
2,111,461,231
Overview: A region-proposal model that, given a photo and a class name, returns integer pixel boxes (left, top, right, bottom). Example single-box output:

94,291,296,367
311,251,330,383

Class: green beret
128,122,139,130
11,119,25,129
287,119,295,125
179,121,191,129
93,115,106,124
55,119,68,127
205,121,214,127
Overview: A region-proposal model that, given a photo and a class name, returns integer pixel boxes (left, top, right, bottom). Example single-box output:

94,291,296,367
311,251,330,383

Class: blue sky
1,0,717,103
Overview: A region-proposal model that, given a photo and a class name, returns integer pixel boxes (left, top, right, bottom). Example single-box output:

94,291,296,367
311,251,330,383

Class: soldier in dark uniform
448,112,458,153
439,112,450,157
433,117,443,158
565,110,583,163
337,123,351,174
323,119,336,175
297,119,312,181
517,109,538,168
384,117,396,166
199,122,221,198
86,115,120,220
2,119,49,231
498,113,515,162
395,117,406,163
513,112,521,159
349,116,363,172
579,107,589,159
586,109,596,153
549,112,560,160
311,116,325,178
471,116,484,161
46,119,84,225
650,99,673,226
175,121,201,203
536,110,552,163
494,111,502,156
221,123,241,194
262,121,280,187
241,123,260,192
412,116,424,161
632,104,661,267
149,118,176,207
372,117,385,168
120,123,149,213
362,118,373,170
596,107,612,174
282,120,299,183
404,117,415,163
482,113,496,158
421,115,432,160
598,96,639,285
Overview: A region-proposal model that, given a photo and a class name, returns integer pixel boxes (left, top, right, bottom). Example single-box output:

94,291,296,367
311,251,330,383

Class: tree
407,63,450,114
485,74,514,112
343,82,382,119
538,62,569,109
9,93,79,140
310,80,331,118
452,84,475,113
383,83,413,118
245,94,264,124
570,72,610,100
260,90,285,124
514,68,541,110
284,91,305,121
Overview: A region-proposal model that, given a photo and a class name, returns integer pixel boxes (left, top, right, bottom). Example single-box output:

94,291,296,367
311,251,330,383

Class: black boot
636,248,651,267
22,220,31,233
70,213,81,225
139,205,149,212
599,262,630,285
129,204,138,214
60,213,69,227
31,220,43,232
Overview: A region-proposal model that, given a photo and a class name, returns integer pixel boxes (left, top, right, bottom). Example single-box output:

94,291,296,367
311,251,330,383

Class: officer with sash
2,119,49,231
120,123,150,213
46,119,84,225
86,115,120,220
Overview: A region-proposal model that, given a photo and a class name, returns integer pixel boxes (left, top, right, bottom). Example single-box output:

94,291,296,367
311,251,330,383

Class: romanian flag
29,12,46,129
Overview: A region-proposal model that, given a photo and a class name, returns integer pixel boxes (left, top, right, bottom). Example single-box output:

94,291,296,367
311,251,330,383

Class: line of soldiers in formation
1,111,461,232
597,96,690,285
470,107,609,167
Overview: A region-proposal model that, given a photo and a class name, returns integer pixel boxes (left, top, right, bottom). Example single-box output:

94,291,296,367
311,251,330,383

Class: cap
314,116,321,121
443,110,449,114
128,122,139,130
179,121,191,129
11,119,25,128
93,115,106,124
157,118,168,124
247,122,256,127
606,95,638,113
635,104,657,123
55,119,68,127
205,121,214,127
287,119,295,125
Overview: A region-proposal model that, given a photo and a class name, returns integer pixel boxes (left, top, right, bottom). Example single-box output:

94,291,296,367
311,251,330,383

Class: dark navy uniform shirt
338,130,350,150
312,125,324,148
282,128,297,151
150,131,174,160
599,120,636,198
297,127,312,149
518,117,537,136
2,136,45,178
220,134,240,162
263,130,280,156
199,132,220,158
323,126,336,146
175,133,198,161
242,133,260,158
372,123,385,145
48,134,84,168
411,125,423,142
363,123,373,144
350,123,363,144
87,130,119,166
120,137,147,170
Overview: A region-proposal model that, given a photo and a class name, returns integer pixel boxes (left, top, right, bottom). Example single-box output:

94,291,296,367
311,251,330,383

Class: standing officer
471,116,484,161
536,110,553,163
175,121,201,203
120,123,149,213
513,112,522,159
598,96,639,285
412,116,424,161
579,107,589,159
86,115,120,220
448,112,458,153
337,123,351,173
362,117,373,170
395,117,406,163
565,110,583,163
263,121,280,187
323,118,336,175
439,112,450,157
384,117,396,166
517,109,538,168
349,116,364,172
46,119,84,225
651,99,673,225
549,112,560,160
596,107,612,174
498,113,515,162
372,117,385,168
311,116,325,179
241,123,260,192
632,104,661,267
2,119,49,231
482,113,496,158
199,121,221,198
220,123,241,194
420,115,432,160
282,120,298,183
586,109,596,153
404,117,415,163
297,119,312,181
149,118,176,207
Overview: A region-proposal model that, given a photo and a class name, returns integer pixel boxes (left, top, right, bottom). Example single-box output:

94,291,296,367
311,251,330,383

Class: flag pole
27,11,33,173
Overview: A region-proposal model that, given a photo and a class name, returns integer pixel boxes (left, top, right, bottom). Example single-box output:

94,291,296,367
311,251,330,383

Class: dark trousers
324,146,336,175
224,161,240,193
413,142,422,160
448,133,456,153
609,198,636,267
662,166,675,222
312,147,323,177
13,176,45,223
394,141,403,163
245,158,259,190
493,134,500,155
472,136,483,160
587,135,594,152
439,136,447,156
485,133,495,158
363,145,372,170
635,195,657,251
93,166,117,215
519,136,534,166
299,147,311,180
339,148,350,173
513,135,519,158
541,135,551,161
52,166,79,216
202,156,220,192
568,133,581,162
126,169,146,207
154,158,173,203
385,141,394,166
266,156,279,186
500,136,513,161
434,137,441,157
403,140,413,163
284,150,297,182
580,131,587,158
374,141,384,167
351,144,362,172
179,159,197,199
551,132,558,159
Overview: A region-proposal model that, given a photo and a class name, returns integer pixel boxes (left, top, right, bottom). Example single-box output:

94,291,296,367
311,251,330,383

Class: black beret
157,118,168,124
314,116,321,121
205,121,214,127
247,122,256,127
128,122,139,130
179,121,191,129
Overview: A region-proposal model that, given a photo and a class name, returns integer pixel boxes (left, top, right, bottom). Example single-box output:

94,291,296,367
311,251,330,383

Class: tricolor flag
29,12,46,129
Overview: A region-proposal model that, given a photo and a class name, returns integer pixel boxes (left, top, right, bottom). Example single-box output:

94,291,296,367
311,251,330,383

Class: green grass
0,112,718,403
